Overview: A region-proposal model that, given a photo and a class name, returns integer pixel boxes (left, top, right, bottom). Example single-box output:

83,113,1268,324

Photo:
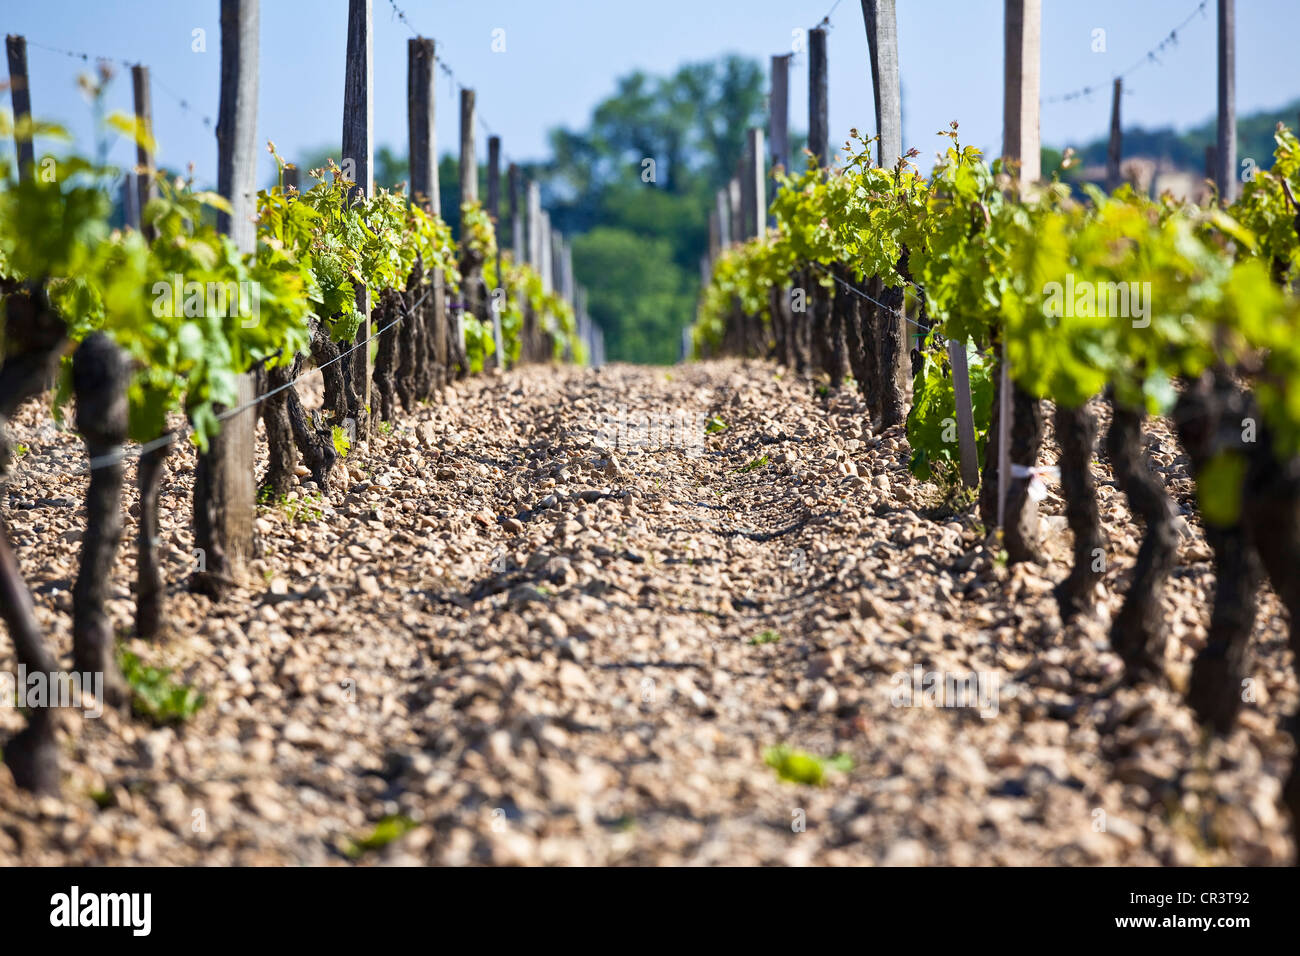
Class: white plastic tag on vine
1011,464,1061,503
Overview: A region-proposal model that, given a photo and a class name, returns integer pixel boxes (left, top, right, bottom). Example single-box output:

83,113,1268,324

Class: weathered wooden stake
769,54,790,175
550,230,564,299
1002,0,1042,186
748,127,764,240
487,134,504,368
540,211,553,295
122,176,139,231
947,339,980,488
486,135,501,220
459,88,477,204
454,88,477,375
131,64,157,239
342,0,373,431
808,27,829,168
5,35,34,181
561,239,575,305
509,163,523,261
407,35,443,391
715,188,732,249
1216,0,1236,202
861,1,901,170
727,176,742,245
527,180,542,268
1106,76,1122,192
995,0,1043,558
739,138,756,241
193,0,260,596
407,37,437,211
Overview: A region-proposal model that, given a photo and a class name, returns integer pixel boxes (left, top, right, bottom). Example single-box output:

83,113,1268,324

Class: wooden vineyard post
487,134,504,368
715,188,732,249
551,230,565,358
861,1,901,170
131,64,158,240
527,180,541,267
562,242,575,359
561,239,575,309
862,0,908,424
551,231,564,306
455,87,477,376
408,35,442,394
540,211,553,295
739,135,757,242
122,177,139,231
1002,0,1042,185
947,340,980,488
807,26,839,378
1106,77,1122,192
726,173,743,356
486,135,500,220
5,35,34,181
509,163,524,261
1216,0,1236,202
747,128,766,357
808,27,829,169
746,127,765,240
991,0,1044,562
769,54,790,176
767,55,794,366
508,162,523,364
194,0,260,596
407,38,436,211
526,179,542,361
341,0,373,434
726,177,741,250
459,89,477,204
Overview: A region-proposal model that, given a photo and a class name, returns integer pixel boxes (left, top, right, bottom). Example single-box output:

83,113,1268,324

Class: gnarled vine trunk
1106,400,1176,683
789,271,808,377
876,276,906,428
1053,402,1104,621
312,322,352,427
840,267,868,395
809,275,832,382
0,283,67,793
1174,373,1258,732
136,436,171,640
828,267,849,389
260,355,301,500
397,262,425,411
371,288,404,423
1004,385,1046,565
71,332,129,708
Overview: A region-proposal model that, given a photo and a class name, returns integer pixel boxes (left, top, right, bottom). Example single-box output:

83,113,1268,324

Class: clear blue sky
5,0,1299,189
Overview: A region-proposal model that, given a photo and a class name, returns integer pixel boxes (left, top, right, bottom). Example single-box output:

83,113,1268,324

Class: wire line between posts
808,262,928,332
1044,0,1209,105
24,39,216,130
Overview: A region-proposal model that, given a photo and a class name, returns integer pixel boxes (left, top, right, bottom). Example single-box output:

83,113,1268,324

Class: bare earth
0,359,1294,865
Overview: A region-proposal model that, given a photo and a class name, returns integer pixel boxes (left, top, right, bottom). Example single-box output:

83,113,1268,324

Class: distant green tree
572,228,694,366
541,55,768,364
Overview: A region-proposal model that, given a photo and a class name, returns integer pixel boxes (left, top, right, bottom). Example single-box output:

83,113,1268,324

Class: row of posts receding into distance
4,0,605,589
698,0,1241,537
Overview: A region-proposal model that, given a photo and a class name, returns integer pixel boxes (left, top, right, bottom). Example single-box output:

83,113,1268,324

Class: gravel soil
0,359,1294,865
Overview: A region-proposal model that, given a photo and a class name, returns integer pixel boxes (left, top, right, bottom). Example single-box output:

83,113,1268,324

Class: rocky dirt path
0,360,1294,864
